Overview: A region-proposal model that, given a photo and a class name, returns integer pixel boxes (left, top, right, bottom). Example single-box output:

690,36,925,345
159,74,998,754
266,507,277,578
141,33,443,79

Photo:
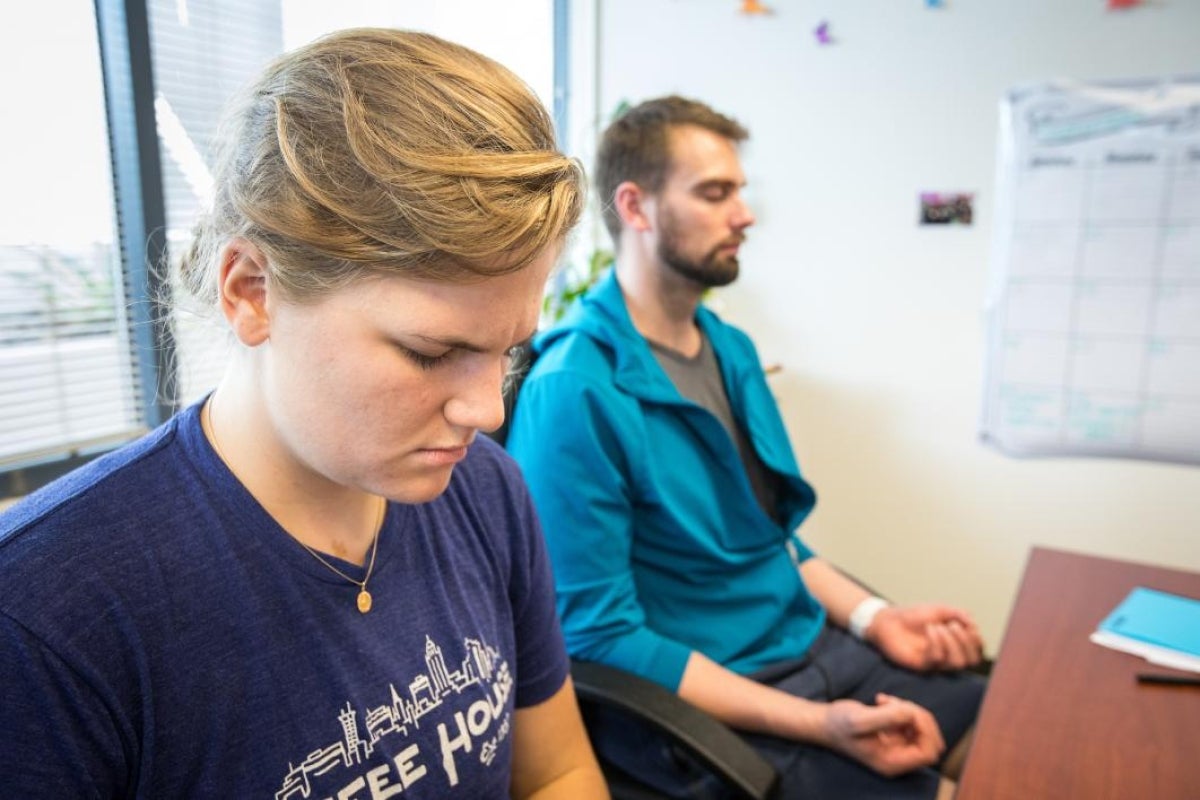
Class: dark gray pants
589,624,986,800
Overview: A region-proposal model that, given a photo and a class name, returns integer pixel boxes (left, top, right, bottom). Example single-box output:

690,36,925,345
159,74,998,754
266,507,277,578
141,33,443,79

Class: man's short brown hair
595,95,748,243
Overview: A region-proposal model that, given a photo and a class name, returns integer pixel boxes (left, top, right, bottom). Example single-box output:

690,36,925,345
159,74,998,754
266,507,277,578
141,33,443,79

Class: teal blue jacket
507,270,825,690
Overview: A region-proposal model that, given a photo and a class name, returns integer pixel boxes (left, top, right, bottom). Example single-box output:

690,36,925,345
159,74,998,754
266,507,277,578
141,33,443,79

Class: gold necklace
204,397,386,614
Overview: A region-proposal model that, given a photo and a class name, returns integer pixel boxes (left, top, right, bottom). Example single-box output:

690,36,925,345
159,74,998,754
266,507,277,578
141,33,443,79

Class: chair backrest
570,660,780,800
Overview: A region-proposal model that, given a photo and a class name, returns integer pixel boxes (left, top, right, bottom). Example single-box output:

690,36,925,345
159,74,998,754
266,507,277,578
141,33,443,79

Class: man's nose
731,195,756,230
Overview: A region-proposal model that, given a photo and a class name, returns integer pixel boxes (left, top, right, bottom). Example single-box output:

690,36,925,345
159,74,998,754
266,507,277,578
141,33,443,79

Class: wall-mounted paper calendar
982,76,1200,465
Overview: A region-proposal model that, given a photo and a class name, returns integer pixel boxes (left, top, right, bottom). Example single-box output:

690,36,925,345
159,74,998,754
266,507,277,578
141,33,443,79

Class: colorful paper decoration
814,20,833,45
1107,0,1145,8
740,0,770,14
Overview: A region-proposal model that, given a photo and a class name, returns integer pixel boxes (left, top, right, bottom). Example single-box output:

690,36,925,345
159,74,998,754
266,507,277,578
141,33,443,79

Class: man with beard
506,96,986,800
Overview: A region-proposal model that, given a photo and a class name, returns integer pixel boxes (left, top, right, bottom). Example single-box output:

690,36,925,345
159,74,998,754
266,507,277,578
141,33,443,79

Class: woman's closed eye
398,344,453,370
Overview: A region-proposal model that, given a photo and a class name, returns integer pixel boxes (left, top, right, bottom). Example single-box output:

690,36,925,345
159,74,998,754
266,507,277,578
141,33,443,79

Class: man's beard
657,213,742,288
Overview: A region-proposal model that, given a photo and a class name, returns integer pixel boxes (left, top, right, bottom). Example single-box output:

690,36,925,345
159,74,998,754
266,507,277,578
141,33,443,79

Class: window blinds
0,1,145,470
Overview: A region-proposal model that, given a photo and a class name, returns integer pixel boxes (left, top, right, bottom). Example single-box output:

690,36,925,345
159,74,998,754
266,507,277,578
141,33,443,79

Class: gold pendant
357,589,373,614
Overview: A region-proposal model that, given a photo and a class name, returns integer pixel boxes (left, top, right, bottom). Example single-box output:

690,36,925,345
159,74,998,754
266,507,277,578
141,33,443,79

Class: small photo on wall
919,192,974,225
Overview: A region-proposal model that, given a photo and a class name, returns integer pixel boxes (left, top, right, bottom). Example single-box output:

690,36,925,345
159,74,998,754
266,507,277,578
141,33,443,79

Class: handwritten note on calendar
981,75,1200,465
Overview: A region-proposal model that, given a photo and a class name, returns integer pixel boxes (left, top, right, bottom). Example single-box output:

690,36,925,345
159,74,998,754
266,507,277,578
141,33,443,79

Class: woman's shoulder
2,419,186,542
0,413,202,665
0,409,209,612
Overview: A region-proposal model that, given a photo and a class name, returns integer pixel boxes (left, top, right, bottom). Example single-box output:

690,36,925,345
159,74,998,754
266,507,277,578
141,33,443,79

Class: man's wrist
847,596,890,640
769,692,830,744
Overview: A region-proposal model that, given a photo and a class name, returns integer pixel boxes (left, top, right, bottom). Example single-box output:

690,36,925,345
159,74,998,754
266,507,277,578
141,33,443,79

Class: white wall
583,0,1200,649
281,0,555,108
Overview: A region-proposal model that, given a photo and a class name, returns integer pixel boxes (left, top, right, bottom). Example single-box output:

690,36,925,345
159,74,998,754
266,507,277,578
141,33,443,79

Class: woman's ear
613,181,654,233
217,238,272,347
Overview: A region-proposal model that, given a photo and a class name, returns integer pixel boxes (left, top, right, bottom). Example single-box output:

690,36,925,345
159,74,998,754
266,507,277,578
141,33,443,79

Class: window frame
95,0,175,429
0,0,174,499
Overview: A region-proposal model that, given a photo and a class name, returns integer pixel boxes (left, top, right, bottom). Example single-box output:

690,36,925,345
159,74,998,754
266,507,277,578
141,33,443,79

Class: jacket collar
535,268,749,405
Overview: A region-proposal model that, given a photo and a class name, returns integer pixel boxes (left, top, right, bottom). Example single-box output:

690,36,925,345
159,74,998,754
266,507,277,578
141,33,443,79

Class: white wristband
848,596,889,640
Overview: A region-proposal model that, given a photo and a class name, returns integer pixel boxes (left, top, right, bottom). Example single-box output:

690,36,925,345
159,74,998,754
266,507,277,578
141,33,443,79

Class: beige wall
582,0,1200,649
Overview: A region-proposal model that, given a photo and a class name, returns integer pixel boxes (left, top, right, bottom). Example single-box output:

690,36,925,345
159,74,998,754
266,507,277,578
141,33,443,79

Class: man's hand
819,693,945,776
867,605,984,671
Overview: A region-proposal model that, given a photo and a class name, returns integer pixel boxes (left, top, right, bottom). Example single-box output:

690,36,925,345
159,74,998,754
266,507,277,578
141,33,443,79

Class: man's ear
613,181,654,233
217,238,272,347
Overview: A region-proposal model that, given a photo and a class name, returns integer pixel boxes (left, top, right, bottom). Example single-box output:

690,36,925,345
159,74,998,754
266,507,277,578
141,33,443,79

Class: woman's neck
203,379,384,565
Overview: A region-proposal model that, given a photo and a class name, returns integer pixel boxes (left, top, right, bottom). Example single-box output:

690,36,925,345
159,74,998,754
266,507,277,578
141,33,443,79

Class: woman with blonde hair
0,28,606,798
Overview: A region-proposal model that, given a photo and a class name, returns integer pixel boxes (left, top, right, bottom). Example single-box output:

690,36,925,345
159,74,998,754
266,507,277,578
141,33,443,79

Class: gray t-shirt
649,334,781,523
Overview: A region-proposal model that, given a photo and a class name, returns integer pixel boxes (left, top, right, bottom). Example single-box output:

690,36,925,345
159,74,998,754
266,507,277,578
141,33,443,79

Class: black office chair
570,659,780,800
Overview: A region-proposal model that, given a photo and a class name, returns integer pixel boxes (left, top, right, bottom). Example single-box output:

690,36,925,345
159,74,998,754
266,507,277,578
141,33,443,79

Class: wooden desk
957,547,1200,800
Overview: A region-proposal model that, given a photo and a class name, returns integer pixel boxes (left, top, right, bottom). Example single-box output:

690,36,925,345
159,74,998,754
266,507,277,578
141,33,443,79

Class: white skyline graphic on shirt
275,634,508,800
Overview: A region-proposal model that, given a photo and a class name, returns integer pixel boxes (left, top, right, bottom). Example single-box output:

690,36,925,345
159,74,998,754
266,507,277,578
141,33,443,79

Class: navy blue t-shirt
0,402,568,798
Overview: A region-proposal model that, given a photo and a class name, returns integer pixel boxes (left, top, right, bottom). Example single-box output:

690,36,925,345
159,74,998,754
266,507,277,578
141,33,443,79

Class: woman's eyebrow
408,327,537,353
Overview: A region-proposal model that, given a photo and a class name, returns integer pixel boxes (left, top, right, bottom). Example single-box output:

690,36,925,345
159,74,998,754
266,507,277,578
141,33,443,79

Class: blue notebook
1090,587,1200,673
